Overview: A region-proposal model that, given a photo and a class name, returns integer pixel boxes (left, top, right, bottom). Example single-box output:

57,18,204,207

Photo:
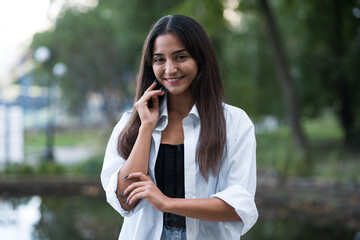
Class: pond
0,196,358,240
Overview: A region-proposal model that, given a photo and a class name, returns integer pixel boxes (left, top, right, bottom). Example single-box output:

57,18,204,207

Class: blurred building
0,103,24,165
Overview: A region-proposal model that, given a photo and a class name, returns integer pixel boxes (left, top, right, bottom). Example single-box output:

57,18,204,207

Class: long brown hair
117,14,226,180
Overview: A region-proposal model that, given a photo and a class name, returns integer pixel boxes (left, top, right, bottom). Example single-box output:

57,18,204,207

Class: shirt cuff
211,184,258,235
104,167,146,217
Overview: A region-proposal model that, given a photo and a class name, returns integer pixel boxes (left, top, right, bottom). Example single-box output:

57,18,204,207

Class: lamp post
34,46,54,162
34,47,67,163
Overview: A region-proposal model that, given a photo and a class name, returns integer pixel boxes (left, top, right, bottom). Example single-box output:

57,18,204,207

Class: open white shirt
101,97,258,240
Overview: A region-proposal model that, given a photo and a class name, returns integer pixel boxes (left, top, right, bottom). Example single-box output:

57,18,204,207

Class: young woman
101,14,258,240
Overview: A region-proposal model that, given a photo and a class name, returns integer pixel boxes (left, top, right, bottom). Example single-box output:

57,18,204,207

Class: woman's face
152,32,198,97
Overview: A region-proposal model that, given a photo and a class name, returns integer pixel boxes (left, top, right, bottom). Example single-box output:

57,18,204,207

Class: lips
164,76,184,84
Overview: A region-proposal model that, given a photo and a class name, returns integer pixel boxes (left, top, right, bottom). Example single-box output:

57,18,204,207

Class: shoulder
113,109,133,131
222,103,256,154
222,103,254,129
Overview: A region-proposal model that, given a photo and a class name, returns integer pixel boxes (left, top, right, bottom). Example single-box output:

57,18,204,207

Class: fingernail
123,175,129,179
126,201,130,205
152,79,157,84
119,192,124,196
123,199,127,203
160,87,167,93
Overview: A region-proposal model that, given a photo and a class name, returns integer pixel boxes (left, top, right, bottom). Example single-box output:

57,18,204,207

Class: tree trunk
333,0,355,146
258,0,307,152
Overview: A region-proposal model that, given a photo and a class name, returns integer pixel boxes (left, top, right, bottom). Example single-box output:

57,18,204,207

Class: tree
258,0,307,152
225,0,360,148
30,0,181,125
298,0,360,146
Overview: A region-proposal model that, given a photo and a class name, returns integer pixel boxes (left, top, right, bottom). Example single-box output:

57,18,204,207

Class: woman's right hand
134,81,165,129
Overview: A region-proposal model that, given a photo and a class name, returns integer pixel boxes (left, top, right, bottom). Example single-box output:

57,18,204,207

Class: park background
0,0,359,239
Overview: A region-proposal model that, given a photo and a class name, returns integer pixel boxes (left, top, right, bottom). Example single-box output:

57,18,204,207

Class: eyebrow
153,48,187,56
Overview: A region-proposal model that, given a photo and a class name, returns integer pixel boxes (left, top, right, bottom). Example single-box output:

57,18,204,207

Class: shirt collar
188,103,200,120
155,94,200,131
155,94,168,131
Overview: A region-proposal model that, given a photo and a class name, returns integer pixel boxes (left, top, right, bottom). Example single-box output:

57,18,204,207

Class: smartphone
148,79,166,108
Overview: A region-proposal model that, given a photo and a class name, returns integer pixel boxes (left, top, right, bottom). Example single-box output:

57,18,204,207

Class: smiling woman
101,14,258,240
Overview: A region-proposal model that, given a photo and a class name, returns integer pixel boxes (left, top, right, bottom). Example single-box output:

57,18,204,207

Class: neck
167,91,195,117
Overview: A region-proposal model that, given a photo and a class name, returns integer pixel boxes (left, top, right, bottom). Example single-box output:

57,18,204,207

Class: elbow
117,195,139,212
227,208,242,222
234,214,242,222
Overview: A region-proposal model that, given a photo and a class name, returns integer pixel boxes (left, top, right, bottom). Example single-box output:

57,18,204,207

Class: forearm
116,125,153,209
165,197,241,222
118,125,153,178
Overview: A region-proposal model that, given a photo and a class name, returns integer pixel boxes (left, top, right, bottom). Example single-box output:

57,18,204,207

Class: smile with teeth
164,76,184,83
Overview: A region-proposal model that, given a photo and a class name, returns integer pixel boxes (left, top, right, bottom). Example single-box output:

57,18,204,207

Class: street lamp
34,46,67,163
34,46,55,162
34,46,51,63
42,62,67,162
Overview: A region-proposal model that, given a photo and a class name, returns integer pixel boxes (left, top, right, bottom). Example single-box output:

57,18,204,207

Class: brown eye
175,55,187,61
153,57,164,63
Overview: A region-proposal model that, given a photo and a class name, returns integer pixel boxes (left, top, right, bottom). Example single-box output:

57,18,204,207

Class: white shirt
101,97,258,240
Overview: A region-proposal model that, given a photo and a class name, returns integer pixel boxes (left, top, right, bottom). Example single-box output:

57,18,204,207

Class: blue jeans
160,226,187,240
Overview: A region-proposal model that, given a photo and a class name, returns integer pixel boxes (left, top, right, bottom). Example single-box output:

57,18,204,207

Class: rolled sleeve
212,108,258,235
211,185,258,235
100,111,146,217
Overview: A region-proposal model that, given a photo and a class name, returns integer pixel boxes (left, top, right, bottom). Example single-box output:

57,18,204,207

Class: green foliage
37,162,66,174
256,112,360,182
30,0,183,124
68,155,104,176
3,163,35,175
256,127,311,177
2,162,65,175
222,10,282,119
28,0,360,145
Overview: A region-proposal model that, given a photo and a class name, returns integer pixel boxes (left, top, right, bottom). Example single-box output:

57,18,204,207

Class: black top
155,143,186,228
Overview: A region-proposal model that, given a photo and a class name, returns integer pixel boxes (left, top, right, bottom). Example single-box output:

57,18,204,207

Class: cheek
188,61,198,75
152,65,162,76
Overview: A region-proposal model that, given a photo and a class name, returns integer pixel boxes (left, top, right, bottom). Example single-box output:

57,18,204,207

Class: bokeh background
0,0,359,239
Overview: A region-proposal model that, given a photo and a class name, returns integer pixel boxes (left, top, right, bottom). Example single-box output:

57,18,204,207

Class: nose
165,60,177,75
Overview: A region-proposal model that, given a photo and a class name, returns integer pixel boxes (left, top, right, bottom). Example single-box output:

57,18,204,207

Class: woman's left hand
123,172,169,212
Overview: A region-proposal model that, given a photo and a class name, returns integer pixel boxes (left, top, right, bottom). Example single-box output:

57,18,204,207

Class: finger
126,172,149,181
151,94,160,109
126,186,149,204
145,80,158,92
123,181,143,195
137,90,164,107
123,180,149,196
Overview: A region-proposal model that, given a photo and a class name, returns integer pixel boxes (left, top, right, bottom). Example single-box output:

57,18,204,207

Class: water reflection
0,196,358,240
243,215,357,240
0,196,41,240
1,196,121,240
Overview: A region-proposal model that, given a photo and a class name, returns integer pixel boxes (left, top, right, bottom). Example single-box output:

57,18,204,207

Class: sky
0,0,52,86
0,0,98,88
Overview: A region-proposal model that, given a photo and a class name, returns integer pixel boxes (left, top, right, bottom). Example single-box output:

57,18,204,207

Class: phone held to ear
148,79,167,108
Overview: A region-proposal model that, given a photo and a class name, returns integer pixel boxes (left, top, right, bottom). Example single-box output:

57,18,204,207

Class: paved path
25,145,102,165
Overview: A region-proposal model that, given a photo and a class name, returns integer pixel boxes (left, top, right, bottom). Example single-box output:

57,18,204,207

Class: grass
25,127,110,147
256,113,360,182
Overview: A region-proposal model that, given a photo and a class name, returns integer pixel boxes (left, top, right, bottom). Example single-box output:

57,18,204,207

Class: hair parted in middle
117,14,226,180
